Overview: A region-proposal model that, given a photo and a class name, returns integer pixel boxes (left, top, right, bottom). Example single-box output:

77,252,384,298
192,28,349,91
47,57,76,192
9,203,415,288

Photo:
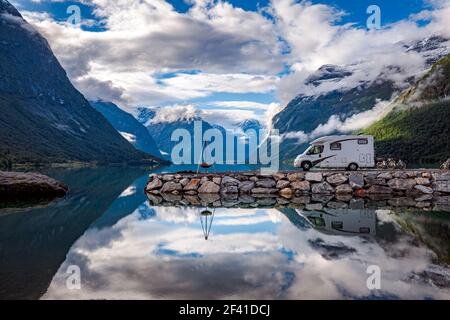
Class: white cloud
283,99,393,143
18,0,450,128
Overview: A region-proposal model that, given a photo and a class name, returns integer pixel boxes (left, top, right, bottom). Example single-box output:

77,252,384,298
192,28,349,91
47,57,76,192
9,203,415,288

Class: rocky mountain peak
0,0,21,17
305,64,353,86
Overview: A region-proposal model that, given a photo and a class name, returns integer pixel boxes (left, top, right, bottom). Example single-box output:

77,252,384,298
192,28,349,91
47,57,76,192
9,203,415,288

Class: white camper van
293,135,375,171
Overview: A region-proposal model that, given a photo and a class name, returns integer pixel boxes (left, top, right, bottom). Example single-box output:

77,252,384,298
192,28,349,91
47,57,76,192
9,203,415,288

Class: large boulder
287,172,305,181
366,185,392,194
0,171,68,200
305,172,323,182
222,176,240,186
311,182,334,194
198,181,220,193
276,180,290,189
161,181,182,193
238,181,255,193
326,173,348,186
146,177,162,191
251,188,278,194
255,179,276,188
184,178,201,191
291,180,310,192
432,181,450,193
387,178,416,190
414,185,433,194
335,184,352,194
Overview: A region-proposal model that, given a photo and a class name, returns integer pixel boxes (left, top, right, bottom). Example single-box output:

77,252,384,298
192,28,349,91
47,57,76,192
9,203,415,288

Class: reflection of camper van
302,209,377,236
294,135,375,171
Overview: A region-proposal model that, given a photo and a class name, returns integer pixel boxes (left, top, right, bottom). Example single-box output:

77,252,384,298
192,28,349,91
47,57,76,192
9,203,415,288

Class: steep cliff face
90,101,163,159
363,55,450,163
0,1,155,165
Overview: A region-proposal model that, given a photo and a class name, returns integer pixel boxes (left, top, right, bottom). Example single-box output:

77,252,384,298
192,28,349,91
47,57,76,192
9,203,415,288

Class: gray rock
306,203,323,211
198,181,220,193
415,177,430,185
212,177,222,185
387,178,416,190
326,173,348,186
311,182,334,194
146,177,162,191
255,179,276,188
179,178,190,186
276,180,290,189
221,185,239,194
414,184,434,194
161,181,182,193
305,172,323,182
349,173,364,189
432,181,450,193
200,176,209,184
162,175,175,181
290,180,310,191
222,176,240,186
377,172,392,179
365,178,387,186
335,184,352,194
367,185,392,194
327,201,348,209
251,188,278,194
199,193,221,204
238,181,255,193
433,172,450,181
393,171,409,179
415,194,433,202
291,196,310,204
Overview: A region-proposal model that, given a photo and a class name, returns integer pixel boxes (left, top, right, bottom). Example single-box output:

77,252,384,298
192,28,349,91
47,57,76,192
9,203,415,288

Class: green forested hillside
363,55,450,164
364,101,450,163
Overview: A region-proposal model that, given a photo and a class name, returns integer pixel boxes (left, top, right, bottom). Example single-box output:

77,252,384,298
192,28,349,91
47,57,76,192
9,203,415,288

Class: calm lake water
0,166,449,300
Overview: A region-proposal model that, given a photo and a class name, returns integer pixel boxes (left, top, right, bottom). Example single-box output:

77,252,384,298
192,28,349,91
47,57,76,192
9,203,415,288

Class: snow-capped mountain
402,35,450,66
271,34,450,161
235,119,263,132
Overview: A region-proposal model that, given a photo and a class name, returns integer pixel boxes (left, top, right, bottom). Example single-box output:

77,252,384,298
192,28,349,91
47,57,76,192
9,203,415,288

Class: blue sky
13,0,449,128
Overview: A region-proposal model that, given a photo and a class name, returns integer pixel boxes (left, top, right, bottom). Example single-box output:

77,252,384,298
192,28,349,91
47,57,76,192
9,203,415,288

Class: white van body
293,135,375,170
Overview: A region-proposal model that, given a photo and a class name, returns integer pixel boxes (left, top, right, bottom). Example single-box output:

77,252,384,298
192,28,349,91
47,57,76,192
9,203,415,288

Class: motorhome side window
330,142,341,150
358,138,368,145
307,145,323,155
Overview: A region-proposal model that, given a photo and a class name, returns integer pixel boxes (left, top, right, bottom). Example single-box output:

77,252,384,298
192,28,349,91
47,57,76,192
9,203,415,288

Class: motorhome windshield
306,145,323,155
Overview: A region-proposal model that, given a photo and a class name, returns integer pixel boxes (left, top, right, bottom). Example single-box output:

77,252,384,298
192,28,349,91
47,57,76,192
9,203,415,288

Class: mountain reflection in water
1,167,449,300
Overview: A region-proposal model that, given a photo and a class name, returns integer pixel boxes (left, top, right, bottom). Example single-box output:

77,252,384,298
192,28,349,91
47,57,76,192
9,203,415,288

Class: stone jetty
146,170,450,198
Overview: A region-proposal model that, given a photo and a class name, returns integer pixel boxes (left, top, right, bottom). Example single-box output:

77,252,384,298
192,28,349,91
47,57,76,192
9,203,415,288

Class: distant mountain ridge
0,0,156,166
271,34,450,161
90,101,163,159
